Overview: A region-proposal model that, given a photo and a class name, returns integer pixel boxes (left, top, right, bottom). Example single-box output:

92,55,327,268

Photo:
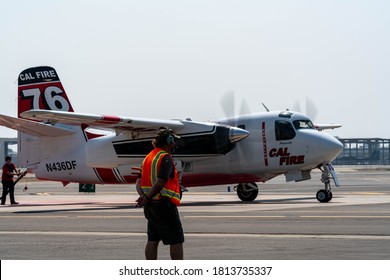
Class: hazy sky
1,0,389,138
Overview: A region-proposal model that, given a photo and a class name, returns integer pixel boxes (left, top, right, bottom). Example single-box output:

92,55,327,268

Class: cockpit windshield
275,120,296,140
293,120,315,130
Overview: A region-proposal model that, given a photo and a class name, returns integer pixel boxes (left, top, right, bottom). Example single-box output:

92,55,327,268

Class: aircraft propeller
292,97,319,121
219,91,259,200
220,91,251,118
220,91,248,158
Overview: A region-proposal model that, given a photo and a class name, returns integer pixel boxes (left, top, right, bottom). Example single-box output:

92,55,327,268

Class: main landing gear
316,163,339,203
234,182,259,201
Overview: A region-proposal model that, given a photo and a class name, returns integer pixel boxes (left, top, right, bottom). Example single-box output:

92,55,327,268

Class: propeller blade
240,99,251,116
220,91,235,117
292,100,302,113
305,97,318,121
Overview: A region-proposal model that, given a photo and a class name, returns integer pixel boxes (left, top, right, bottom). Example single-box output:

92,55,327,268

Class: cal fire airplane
0,66,343,203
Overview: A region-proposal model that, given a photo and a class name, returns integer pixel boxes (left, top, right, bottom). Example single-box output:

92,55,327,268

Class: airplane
0,66,343,203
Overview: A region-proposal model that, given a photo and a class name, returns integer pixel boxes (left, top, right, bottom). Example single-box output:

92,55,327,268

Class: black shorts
144,200,184,245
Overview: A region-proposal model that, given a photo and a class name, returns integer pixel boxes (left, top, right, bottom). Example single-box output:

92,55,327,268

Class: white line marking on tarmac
0,215,144,219
2,214,389,219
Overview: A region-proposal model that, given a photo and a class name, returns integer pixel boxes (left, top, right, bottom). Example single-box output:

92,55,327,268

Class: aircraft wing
314,123,342,131
0,114,75,137
20,109,184,132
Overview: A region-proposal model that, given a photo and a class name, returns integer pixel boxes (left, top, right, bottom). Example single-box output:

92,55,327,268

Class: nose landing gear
316,163,339,203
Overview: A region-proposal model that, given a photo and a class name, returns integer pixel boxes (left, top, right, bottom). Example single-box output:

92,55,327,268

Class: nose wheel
316,189,332,203
316,163,337,203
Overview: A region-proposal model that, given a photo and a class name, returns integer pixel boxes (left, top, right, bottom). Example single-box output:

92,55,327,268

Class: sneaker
11,202,19,205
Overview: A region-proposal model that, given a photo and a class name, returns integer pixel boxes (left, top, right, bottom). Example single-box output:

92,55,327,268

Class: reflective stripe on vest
140,148,181,206
150,150,167,187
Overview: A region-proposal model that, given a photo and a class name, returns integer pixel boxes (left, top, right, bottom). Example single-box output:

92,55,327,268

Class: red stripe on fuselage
94,168,120,183
94,168,138,184
123,175,138,183
81,124,105,140
262,122,268,166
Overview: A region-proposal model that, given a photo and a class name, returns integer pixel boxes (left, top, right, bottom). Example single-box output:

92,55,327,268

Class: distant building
0,138,18,165
333,138,390,165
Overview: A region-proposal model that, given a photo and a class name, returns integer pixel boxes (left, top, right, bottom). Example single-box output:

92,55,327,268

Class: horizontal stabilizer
314,123,342,131
0,114,75,137
21,109,184,132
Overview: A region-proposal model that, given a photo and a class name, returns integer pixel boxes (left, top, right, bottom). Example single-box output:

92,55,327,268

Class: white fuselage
21,111,343,187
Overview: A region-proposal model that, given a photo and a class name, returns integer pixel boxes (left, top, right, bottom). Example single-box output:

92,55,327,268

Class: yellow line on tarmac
301,216,390,219
184,215,286,219
353,192,388,195
278,210,390,213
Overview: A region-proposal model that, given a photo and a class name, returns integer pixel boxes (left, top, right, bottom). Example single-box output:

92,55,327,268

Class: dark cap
156,127,180,139
159,127,180,138
154,127,180,146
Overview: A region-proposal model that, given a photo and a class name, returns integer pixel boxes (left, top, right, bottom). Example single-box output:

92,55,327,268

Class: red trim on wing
96,115,122,124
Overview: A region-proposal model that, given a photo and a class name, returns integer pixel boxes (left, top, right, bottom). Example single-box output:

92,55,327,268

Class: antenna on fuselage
261,103,270,112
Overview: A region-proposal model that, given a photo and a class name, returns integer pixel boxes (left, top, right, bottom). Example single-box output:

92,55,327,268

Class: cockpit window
275,120,296,141
293,120,315,130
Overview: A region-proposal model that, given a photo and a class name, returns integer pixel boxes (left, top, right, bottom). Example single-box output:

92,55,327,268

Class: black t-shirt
157,154,175,181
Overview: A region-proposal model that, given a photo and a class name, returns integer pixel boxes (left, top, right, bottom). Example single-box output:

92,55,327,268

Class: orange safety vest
140,148,181,206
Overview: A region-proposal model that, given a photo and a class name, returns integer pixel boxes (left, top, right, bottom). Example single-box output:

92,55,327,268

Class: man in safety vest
136,128,184,260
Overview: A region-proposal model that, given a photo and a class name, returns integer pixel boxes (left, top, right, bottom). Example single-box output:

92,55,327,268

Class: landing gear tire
316,163,337,203
316,189,332,203
236,183,259,201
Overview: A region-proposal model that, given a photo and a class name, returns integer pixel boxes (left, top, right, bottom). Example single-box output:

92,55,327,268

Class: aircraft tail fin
18,66,74,118
16,66,76,168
